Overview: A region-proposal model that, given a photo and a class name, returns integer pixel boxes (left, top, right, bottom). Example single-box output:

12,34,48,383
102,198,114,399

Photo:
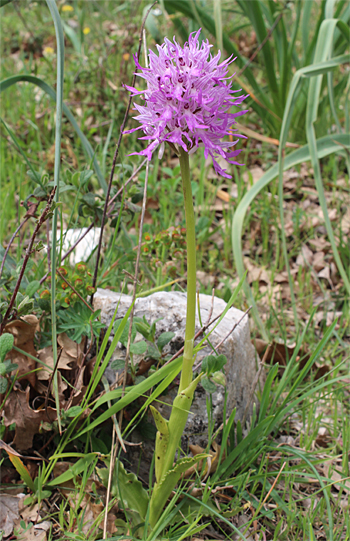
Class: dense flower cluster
125,29,248,178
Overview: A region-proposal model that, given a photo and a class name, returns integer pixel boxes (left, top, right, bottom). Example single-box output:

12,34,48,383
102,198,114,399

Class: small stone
93,290,262,476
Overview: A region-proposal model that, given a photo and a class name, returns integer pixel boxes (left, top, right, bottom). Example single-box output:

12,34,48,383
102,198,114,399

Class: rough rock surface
93,289,261,477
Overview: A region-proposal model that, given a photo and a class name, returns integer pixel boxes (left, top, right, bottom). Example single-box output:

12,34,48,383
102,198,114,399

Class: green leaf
48,454,97,486
201,354,227,375
0,75,107,193
232,133,350,339
33,186,47,198
65,406,83,418
130,341,148,355
82,192,96,207
76,356,183,438
125,200,142,213
25,280,41,298
0,333,14,362
149,454,208,527
114,319,137,347
157,331,175,352
97,460,149,521
7,454,35,492
110,358,126,371
147,343,160,360
0,377,8,393
201,377,217,394
0,360,18,375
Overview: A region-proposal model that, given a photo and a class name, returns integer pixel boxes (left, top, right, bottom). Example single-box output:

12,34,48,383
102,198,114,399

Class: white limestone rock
93,289,261,448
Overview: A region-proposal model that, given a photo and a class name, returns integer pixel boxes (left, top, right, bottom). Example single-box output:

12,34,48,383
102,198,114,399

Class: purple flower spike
125,29,248,178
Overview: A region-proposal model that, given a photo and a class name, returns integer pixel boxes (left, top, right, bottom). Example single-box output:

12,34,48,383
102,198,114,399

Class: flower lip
125,29,248,178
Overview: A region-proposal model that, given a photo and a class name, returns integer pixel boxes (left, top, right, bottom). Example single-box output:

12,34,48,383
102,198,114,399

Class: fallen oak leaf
37,344,74,381
5,315,38,387
5,315,39,346
3,387,56,451
253,338,310,369
0,493,24,537
57,333,85,366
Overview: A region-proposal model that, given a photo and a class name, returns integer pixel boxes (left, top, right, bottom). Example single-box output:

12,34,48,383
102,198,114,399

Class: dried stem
0,189,56,334
214,306,251,352
241,343,271,427
0,216,29,281
237,6,286,77
46,219,51,274
102,8,157,537
56,268,94,312
92,1,158,296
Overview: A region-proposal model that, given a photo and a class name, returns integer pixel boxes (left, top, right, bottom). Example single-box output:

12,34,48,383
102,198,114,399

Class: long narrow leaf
75,357,183,438
46,0,64,433
306,22,350,293
232,133,350,338
0,75,107,193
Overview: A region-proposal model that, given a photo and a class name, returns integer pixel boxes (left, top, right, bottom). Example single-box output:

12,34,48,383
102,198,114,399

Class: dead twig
102,8,157,538
92,1,157,297
65,326,93,411
56,268,94,312
0,216,29,281
241,343,271,427
214,306,252,352
237,5,286,77
163,310,224,369
0,189,56,333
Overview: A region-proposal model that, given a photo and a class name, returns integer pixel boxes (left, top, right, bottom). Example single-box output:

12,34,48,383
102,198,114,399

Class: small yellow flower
43,46,54,55
83,27,90,35
62,4,74,12
123,53,130,61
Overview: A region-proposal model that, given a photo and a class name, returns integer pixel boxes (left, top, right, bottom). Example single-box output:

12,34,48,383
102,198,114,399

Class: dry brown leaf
17,524,47,541
308,237,331,252
244,257,270,285
57,333,84,362
70,366,87,406
4,316,39,387
0,493,23,537
312,251,326,272
273,271,289,284
341,207,350,234
315,426,331,448
296,244,313,267
242,165,264,185
20,503,40,523
5,315,38,346
3,387,56,451
37,345,74,381
317,266,334,288
253,338,309,367
184,441,223,478
324,461,350,494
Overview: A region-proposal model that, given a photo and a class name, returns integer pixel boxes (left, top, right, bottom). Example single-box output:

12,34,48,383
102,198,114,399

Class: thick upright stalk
149,149,199,528
178,148,196,393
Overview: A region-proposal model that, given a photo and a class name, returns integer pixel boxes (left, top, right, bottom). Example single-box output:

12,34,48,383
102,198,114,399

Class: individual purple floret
125,29,248,178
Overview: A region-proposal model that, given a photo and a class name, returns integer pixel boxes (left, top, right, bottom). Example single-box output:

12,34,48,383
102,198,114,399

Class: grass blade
306,21,350,294
46,0,64,433
0,75,107,193
232,133,350,339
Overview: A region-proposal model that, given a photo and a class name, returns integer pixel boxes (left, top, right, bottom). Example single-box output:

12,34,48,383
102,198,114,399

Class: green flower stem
148,149,199,528
178,147,196,393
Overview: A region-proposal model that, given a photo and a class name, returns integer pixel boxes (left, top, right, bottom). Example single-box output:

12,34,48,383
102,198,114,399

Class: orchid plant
126,29,248,528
